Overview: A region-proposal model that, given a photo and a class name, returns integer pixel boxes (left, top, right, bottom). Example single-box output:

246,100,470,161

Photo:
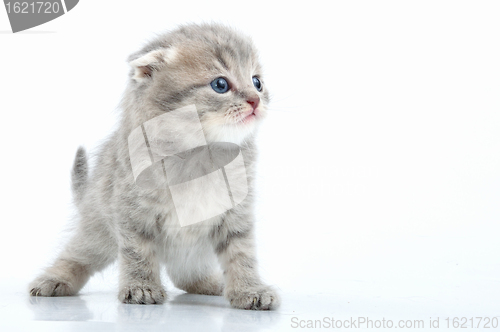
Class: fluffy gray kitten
29,23,280,310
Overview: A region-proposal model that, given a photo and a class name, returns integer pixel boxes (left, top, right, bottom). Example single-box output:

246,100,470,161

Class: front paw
29,276,74,297
118,283,166,304
225,285,280,310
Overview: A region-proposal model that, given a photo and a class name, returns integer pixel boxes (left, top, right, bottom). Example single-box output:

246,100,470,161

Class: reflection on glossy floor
27,292,282,331
2,275,499,332
4,287,285,332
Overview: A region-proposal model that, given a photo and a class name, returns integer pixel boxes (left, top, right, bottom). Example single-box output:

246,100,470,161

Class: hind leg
166,243,224,296
174,271,224,296
29,217,117,297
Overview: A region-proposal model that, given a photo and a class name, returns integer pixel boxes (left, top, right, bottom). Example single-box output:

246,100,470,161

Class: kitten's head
127,23,268,145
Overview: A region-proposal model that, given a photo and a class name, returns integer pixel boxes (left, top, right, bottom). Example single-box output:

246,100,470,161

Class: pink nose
246,96,260,110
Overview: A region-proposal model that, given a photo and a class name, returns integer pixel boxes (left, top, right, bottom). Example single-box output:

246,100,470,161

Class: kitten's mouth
240,109,258,124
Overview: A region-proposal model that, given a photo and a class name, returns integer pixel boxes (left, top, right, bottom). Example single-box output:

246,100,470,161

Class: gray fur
29,23,279,310
71,146,88,204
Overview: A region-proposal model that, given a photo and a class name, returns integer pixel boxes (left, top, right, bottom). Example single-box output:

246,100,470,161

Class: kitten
29,23,280,310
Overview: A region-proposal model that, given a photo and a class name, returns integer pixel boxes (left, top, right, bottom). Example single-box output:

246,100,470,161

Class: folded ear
129,48,176,82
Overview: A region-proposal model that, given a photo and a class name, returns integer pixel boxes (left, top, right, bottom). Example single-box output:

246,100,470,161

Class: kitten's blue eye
252,76,262,92
211,77,229,93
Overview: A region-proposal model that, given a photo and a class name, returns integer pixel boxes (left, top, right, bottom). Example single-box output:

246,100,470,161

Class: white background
0,0,499,329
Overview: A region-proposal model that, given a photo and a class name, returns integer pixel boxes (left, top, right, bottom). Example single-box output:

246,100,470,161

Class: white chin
203,122,257,145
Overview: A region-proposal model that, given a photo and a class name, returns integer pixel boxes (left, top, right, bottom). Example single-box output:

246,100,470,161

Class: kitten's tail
71,146,88,204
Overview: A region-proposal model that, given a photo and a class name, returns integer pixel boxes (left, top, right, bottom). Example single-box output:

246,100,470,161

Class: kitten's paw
29,277,75,297
118,284,166,304
225,285,280,310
